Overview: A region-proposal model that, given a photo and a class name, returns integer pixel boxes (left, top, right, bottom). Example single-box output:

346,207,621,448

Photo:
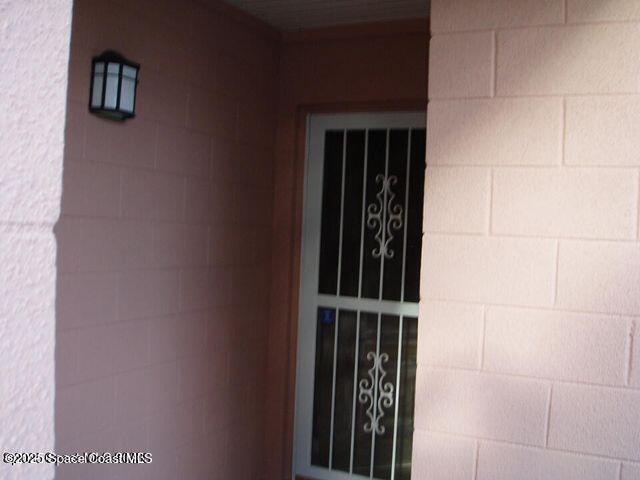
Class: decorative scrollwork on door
358,351,395,436
366,174,403,259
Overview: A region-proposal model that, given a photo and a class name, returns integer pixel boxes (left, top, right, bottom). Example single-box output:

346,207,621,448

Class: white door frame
293,112,425,480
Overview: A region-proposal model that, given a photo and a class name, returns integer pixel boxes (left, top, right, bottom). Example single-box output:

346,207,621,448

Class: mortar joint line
553,240,561,307
492,29,497,98
636,169,640,240
80,105,88,162
473,440,480,480
424,363,640,393
181,177,188,222
627,319,636,386
205,226,211,265
487,168,494,236
426,426,640,464
561,96,566,167
153,122,160,169
479,305,487,370
184,85,191,131
118,169,124,219
435,17,640,36
544,383,554,447
0,221,57,233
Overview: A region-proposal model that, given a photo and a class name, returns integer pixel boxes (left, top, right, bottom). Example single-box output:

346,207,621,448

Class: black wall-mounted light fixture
89,50,139,121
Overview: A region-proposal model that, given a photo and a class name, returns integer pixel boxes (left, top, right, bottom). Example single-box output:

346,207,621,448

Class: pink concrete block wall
56,0,278,479
415,0,640,478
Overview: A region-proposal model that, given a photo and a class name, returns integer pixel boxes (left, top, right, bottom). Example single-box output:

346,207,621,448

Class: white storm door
294,112,426,480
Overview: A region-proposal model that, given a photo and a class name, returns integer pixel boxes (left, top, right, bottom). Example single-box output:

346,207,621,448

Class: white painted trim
390,316,404,480
293,112,425,480
317,295,419,317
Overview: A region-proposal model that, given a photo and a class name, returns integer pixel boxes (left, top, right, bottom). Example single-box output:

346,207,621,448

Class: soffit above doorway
222,0,430,31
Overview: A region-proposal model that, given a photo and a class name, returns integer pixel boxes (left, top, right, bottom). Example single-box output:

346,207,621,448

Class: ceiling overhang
223,0,430,31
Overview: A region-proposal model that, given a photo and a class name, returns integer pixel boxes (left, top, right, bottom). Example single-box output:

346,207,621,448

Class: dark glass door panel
311,307,337,467
308,122,423,480
361,131,387,299
311,310,418,479
332,309,358,472
318,131,344,295
352,312,378,476
394,316,418,480
339,131,366,297
381,130,409,302
372,315,401,480
403,130,425,303
317,128,424,303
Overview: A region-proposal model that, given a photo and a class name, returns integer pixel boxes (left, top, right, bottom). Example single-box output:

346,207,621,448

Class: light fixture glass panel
122,65,137,80
91,62,105,108
104,62,120,109
89,51,139,120
119,77,135,113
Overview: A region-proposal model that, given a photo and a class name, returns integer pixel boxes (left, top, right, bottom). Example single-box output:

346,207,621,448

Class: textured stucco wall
414,0,640,478
0,0,72,479
55,0,278,479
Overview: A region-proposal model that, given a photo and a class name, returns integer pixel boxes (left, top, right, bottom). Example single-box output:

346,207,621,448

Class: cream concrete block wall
415,0,640,478
0,1,72,479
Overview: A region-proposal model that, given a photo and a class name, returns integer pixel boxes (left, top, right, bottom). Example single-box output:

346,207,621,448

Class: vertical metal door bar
331,129,347,466
336,130,348,295
369,313,382,479
390,316,404,480
349,310,361,474
378,130,391,300
328,310,340,469
357,130,369,299
400,130,412,302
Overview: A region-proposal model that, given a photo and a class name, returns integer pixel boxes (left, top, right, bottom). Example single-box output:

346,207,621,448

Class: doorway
294,112,426,480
